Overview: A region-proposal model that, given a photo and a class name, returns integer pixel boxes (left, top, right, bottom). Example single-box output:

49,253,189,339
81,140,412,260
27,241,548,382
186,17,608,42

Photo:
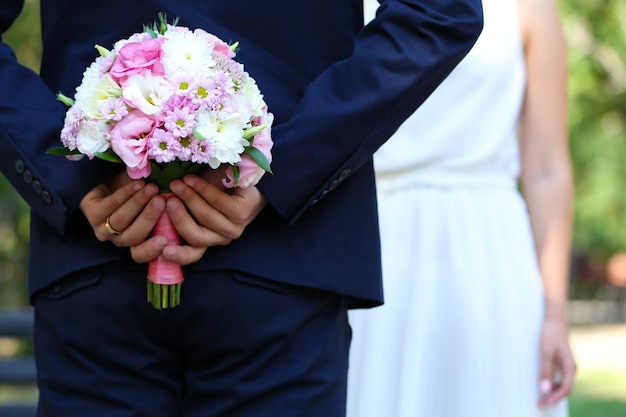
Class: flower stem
147,281,182,309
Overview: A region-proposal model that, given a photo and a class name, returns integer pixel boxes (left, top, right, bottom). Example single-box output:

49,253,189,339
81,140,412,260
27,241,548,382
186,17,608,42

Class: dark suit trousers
32,263,351,417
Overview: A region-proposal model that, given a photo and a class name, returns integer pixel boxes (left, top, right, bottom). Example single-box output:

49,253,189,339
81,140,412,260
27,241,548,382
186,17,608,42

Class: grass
569,369,626,417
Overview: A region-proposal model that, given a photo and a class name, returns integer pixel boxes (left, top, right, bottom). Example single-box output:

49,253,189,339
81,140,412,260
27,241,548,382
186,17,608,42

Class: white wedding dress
346,0,569,416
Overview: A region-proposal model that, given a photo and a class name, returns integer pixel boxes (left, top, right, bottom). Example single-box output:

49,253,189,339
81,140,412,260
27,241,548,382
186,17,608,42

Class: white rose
75,72,121,119
122,73,171,115
75,119,111,158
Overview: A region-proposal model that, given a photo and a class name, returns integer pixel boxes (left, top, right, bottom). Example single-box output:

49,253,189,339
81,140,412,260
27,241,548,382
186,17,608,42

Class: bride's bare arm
518,0,576,406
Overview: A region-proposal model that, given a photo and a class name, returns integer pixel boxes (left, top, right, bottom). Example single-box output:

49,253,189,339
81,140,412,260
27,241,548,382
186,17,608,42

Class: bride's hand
537,303,577,407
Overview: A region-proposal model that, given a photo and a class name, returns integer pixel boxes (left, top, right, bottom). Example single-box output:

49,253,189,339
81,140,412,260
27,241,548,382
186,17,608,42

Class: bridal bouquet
49,14,273,309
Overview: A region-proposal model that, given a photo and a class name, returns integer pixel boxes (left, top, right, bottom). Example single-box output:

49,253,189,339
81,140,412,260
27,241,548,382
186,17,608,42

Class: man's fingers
80,174,144,223
164,197,233,246
162,244,208,266
170,178,243,240
130,235,168,264
180,175,266,227
91,185,162,243
109,195,166,247
104,183,160,235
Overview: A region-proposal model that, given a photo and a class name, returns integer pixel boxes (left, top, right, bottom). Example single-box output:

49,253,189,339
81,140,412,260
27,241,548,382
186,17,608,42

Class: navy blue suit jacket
0,0,482,307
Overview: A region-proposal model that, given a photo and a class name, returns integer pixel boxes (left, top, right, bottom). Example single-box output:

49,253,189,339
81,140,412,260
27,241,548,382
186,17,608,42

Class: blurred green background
0,0,625,415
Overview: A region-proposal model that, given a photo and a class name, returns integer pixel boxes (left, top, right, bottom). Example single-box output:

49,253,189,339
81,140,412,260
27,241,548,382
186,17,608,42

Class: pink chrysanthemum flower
175,135,194,161
147,128,180,163
190,138,216,164
163,93,196,113
212,71,236,97
169,74,198,98
98,98,129,122
93,54,116,77
191,76,223,109
164,107,196,138
60,106,84,150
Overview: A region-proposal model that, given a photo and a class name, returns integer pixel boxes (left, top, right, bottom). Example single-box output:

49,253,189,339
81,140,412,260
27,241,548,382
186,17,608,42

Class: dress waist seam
375,174,517,192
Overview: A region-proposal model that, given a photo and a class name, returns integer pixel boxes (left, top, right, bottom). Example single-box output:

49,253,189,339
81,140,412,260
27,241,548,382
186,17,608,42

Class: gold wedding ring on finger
105,216,123,236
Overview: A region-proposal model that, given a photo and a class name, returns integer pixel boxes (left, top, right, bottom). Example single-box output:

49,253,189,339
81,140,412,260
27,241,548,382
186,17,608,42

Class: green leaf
147,160,202,193
245,147,272,174
46,147,79,156
143,25,159,38
93,151,123,164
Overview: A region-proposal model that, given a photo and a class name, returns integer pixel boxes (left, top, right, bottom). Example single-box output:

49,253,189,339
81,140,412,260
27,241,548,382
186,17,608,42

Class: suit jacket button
339,169,351,180
329,179,340,190
22,170,33,184
319,190,329,199
41,191,52,204
32,180,42,194
15,160,25,173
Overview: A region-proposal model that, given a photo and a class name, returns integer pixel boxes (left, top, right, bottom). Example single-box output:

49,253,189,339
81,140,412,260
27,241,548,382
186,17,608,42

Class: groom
0,0,482,416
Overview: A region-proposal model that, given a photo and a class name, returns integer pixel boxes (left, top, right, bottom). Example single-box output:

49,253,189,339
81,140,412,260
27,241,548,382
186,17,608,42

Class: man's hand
79,171,169,260
132,173,267,265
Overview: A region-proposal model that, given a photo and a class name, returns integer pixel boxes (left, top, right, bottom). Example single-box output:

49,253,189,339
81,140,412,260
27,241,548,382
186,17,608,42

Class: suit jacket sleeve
0,1,115,235
257,0,483,224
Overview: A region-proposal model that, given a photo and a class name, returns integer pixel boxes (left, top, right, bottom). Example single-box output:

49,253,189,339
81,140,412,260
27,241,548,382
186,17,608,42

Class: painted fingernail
540,379,552,395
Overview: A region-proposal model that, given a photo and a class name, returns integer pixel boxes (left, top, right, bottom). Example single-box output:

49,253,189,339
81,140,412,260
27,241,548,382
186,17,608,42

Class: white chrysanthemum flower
75,119,111,158
194,109,247,168
161,30,216,77
75,69,121,119
122,73,172,115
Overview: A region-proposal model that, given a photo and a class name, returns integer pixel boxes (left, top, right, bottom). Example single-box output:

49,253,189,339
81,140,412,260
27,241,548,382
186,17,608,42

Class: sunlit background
0,0,625,415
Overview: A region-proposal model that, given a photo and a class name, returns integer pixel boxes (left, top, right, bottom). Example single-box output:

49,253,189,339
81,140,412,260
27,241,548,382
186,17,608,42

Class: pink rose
109,38,166,83
194,28,236,58
110,112,160,179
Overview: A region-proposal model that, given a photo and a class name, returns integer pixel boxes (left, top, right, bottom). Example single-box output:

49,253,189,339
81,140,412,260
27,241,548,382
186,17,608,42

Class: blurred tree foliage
0,0,625,307
558,0,626,262
0,0,40,307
